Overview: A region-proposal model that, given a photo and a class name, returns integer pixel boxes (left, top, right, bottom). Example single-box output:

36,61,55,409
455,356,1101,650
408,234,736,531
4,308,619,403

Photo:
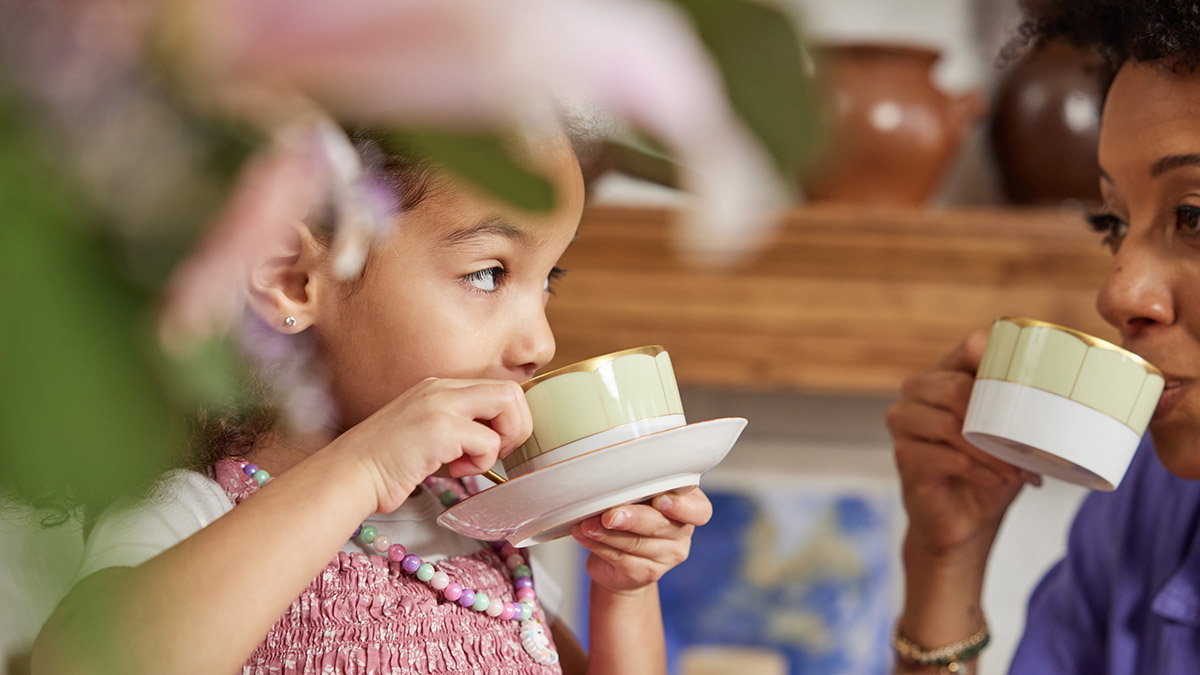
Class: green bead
252,469,269,486
359,525,378,543
472,593,490,612
518,602,532,621
439,490,459,507
416,563,435,582
513,564,532,578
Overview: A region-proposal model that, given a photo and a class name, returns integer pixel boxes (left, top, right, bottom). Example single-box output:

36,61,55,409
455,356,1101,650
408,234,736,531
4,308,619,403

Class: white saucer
437,417,747,547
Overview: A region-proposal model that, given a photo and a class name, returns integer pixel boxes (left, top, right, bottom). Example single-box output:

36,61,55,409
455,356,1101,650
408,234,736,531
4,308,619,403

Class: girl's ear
246,220,326,333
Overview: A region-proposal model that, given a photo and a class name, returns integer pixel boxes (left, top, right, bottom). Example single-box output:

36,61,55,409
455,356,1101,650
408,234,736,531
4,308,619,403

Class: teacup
962,317,1163,491
502,345,685,479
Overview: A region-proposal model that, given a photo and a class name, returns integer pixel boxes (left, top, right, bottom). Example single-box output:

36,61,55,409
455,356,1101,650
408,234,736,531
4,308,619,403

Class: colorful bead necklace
240,461,559,666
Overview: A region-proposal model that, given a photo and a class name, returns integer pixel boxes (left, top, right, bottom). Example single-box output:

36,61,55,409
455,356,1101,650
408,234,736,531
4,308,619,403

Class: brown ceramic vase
803,43,985,206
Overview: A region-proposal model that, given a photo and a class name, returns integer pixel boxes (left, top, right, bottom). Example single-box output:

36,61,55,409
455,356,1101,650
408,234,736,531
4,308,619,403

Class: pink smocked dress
209,459,563,675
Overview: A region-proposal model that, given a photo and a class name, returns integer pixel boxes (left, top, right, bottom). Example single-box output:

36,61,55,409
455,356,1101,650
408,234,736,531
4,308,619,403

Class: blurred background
1,0,1107,673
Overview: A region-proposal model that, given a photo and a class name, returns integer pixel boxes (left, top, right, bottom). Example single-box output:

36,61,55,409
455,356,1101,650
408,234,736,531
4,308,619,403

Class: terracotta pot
989,40,1104,205
802,43,985,206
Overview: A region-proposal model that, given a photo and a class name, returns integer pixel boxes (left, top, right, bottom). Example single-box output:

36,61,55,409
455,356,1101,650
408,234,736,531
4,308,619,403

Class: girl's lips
1154,378,1187,420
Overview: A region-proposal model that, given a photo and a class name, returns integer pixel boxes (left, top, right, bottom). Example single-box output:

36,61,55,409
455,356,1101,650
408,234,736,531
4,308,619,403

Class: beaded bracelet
892,616,990,675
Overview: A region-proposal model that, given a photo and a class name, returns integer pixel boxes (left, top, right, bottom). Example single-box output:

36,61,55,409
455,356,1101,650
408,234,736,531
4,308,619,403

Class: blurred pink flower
174,0,786,257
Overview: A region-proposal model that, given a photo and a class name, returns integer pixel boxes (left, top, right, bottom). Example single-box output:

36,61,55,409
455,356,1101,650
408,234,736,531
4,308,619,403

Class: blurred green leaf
0,81,183,514
668,0,822,180
385,129,557,212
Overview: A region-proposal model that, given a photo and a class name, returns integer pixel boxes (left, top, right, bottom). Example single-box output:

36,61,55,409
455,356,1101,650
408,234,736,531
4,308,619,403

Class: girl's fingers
421,379,532,454
650,488,712,527
571,517,689,571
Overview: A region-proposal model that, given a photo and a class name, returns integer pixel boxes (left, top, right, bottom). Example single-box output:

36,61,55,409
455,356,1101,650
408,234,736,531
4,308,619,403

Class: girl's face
1095,61,1200,479
314,138,585,429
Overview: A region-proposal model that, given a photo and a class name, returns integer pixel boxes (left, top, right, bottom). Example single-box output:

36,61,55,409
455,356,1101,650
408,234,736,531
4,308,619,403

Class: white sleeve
528,554,565,624
75,470,233,581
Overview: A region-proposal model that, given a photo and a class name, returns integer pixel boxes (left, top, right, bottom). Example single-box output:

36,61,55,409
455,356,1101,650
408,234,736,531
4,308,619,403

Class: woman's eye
543,267,566,293
464,266,504,291
1175,204,1200,237
1087,212,1127,253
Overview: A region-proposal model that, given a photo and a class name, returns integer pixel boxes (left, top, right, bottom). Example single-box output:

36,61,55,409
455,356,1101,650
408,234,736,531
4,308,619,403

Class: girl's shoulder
75,467,232,581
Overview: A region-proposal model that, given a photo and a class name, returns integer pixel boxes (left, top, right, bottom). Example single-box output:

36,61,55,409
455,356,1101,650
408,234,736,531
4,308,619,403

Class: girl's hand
887,329,1040,561
571,487,712,593
338,377,532,513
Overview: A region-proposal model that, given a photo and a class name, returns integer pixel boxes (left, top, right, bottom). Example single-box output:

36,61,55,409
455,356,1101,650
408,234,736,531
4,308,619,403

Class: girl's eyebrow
1150,153,1200,177
442,218,532,247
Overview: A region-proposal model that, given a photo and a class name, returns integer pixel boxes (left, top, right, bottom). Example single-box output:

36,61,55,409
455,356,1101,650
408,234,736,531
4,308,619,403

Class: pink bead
387,543,407,562
517,587,536,602
499,603,516,620
372,535,391,553
444,582,462,602
500,543,519,558
506,554,524,569
430,571,450,590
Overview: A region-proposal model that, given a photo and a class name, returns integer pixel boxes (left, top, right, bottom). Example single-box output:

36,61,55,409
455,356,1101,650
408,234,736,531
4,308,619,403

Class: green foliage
386,129,558,213
668,0,822,180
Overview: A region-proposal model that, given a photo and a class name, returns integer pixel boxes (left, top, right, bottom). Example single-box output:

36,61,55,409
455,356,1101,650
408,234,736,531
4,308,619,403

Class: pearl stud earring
285,316,297,327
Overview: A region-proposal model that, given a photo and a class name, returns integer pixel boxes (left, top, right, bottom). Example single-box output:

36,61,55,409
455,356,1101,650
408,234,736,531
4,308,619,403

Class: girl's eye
543,267,567,293
464,266,504,292
1087,212,1127,253
1175,204,1200,237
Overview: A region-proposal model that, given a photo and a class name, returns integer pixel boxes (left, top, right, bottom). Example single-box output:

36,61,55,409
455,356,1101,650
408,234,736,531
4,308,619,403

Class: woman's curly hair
1012,0,1200,85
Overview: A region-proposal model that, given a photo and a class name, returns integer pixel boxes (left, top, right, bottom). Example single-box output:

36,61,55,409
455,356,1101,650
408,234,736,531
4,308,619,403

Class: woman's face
1096,61,1200,479
314,137,584,430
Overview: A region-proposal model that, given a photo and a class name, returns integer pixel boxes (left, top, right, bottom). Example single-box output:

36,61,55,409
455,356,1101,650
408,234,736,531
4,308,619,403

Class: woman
889,1,1200,673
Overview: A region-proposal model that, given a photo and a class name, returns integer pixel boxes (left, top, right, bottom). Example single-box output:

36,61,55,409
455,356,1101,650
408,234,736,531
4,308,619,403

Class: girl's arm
32,378,530,675
565,487,712,675
33,443,378,675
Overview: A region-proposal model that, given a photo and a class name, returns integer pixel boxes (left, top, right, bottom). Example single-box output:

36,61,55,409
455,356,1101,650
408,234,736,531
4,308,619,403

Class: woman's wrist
899,534,990,648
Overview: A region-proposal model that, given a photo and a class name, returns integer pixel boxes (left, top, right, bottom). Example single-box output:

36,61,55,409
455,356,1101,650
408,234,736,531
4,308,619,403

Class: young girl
31,126,712,674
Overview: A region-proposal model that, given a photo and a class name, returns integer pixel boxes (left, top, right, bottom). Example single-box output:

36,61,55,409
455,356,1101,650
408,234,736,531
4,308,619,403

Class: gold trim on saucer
996,317,1162,376
520,345,666,391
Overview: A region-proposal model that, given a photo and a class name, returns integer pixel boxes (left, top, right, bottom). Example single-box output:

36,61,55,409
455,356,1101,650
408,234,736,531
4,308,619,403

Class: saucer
437,417,747,547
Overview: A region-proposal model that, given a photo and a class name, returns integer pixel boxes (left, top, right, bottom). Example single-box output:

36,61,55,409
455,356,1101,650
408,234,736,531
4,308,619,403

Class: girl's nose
1096,236,1175,337
508,304,556,380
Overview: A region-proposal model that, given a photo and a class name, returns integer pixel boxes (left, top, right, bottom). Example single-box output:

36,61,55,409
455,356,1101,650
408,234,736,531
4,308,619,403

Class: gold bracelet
892,616,990,674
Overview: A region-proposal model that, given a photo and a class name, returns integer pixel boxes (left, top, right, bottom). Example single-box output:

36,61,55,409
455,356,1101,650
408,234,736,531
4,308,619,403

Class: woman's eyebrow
1150,153,1200,177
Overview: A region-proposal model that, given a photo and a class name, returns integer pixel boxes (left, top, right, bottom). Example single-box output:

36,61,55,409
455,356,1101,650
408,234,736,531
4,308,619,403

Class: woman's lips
1154,378,1187,420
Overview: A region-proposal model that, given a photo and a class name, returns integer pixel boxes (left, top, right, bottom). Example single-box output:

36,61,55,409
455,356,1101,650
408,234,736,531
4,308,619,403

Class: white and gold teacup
502,345,685,479
962,317,1163,491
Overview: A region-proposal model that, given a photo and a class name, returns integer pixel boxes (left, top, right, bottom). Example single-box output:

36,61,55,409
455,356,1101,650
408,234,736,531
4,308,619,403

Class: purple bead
401,554,421,573
352,525,363,538
242,463,259,477
515,577,534,590
457,589,476,607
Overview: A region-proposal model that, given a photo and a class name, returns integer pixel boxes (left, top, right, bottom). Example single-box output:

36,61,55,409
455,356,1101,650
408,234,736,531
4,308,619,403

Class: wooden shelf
543,204,1116,395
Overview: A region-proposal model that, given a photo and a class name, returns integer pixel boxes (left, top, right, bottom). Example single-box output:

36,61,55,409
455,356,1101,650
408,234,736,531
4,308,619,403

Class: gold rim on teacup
502,345,686,479
994,316,1161,376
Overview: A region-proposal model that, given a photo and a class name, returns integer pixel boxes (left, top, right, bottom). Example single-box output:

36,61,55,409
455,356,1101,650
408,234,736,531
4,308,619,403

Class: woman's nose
1096,236,1175,336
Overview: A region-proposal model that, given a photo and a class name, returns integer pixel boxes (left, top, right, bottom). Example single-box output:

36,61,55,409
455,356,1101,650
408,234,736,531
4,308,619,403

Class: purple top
1010,437,1200,674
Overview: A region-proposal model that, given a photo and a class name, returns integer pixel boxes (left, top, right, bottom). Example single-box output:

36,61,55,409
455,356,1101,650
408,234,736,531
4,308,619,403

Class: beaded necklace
239,461,559,666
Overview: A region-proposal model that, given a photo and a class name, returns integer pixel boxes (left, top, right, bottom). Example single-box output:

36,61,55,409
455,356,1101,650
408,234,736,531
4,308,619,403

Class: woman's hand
571,487,712,593
887,329,1040,560
337,377,532,513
